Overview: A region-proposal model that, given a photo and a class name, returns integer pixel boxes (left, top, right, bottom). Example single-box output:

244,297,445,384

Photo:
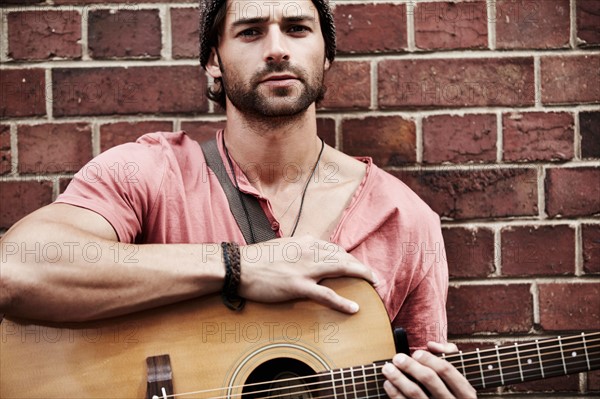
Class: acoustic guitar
1,278,598,398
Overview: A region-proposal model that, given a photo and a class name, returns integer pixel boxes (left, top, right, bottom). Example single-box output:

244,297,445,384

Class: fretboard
317,332,600,397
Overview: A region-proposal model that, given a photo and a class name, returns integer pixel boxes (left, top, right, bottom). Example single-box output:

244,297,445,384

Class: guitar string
161,340,600,399
162,356,600,399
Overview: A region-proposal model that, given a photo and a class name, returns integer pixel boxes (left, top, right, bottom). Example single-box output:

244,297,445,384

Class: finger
411,350,477,399
382,380,407,399
393,353,455,399
310,259,377,285
302,283,359,314
427,341,459,354
382,362,428,399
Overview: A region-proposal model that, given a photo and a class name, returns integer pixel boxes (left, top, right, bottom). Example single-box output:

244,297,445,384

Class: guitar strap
200,138,277,244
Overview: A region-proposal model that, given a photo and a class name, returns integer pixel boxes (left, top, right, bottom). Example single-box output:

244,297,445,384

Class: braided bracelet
221,242,246,311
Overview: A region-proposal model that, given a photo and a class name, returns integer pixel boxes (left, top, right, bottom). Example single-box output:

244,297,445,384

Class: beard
220,60,326,118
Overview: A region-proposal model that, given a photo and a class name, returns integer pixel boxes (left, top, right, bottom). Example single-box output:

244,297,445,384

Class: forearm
0,221,225,322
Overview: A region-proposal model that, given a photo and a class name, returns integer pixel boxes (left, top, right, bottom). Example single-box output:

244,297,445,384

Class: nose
263,26,290,63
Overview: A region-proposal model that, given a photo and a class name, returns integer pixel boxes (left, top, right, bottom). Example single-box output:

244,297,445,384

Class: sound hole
242,358,318,399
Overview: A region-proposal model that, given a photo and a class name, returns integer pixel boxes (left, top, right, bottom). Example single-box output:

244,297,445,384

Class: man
0,0,476,397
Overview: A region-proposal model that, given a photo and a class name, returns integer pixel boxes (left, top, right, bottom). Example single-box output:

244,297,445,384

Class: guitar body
0,278,396,398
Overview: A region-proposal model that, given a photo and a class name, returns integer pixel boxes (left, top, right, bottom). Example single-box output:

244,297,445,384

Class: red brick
505,373,579,393
18,123,92,174
0,181,53,229
496,0,570,49
539,283,600,331
415,1,488,50
577,0,600,47
581,112,600,159
378,58,534,109
0,69,46,118
501,225,575,276
55,0,195,3
320,61,370,110
503,112,574,162
317,118,336,148
545,167,600,218
341,116,416,166
181,121,226,144
423,114,496,164
589,370,600,392
52,66,207,116
8,11,81,61
582,224,600,274
88,9,161,59
0,125,11,175
541,55,600,105
447,284,533,334
395,168,538,220
442,227,495,278
100,121,173,152
171,7,200,59
59,177,72,194
334,4,407,54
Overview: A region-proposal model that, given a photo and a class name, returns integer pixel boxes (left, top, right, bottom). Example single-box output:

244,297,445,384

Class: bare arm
0,204,375,322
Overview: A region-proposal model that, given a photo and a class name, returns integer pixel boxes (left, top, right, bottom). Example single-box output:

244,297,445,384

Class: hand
238,235,378,313
382,341,477,398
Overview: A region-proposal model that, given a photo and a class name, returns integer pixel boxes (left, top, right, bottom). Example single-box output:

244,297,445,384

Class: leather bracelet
221,242,245,311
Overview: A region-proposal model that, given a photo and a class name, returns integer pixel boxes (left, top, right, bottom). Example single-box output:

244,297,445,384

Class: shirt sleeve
55,140,166,243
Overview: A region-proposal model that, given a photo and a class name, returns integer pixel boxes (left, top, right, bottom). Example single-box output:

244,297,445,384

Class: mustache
251,62,306,85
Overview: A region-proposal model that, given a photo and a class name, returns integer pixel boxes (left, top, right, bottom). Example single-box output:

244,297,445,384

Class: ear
206,48,223,79
324,58,331,71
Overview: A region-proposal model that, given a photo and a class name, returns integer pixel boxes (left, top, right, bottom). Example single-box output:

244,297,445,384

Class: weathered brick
52,67,207,116
395,168,538,220
545,167,600,218
317,118,336,148
88,9,161,59
320,61,370,110
577,0,600,47
582,224,600,274
505,373,579,393
501,225,575,276
581,112,600,159
541,55,600,105
18,123,92,174
55,0,195,3
503,112,574,162
0,125,11,175
442,227,495,278
0,69,46,118
447,284,533,334
171,7,200,59
0,181,53,229
496,0,570,49
181,121,227,144
415,1,487,50
334,4,407,53
539,283,600,331
59,177,72,194
589,370,600,392
378,58,534,109
341,116,416,166
423,114,496,164
100,121,173,152
8,11,81,60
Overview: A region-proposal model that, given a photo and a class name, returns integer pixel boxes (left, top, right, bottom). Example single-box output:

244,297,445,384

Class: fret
371,363,383,399
476,348,486,388
458,349,483,389
361,365,369,399
350,366,367,399
459,350,467,378
341,367,349,399
495,345,504,386
558,336,567,375
582,332,591,371
349,366,357,398
330,369,338,399
536,339,545,379
515,343,524,382
538,336,572,380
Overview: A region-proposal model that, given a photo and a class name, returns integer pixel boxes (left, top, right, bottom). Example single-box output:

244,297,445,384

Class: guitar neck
319,332,600,397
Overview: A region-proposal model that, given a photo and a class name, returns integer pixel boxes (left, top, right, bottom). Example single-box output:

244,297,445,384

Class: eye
238,28,260,38
289,25,310,34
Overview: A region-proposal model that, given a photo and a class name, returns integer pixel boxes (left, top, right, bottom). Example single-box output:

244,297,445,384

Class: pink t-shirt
56,131,448,349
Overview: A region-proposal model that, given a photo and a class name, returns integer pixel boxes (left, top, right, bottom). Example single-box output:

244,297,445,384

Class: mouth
261,74,299,83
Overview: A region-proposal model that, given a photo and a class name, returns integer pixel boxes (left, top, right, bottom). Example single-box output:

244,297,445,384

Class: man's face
209,0,329,117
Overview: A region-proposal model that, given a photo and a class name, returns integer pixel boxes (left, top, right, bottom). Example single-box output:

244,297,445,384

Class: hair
199,0,337,109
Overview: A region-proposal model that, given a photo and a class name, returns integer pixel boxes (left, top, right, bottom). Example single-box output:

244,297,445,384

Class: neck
223,103,322,190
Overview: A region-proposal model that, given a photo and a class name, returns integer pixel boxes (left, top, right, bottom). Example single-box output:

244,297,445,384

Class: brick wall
1,0,599,395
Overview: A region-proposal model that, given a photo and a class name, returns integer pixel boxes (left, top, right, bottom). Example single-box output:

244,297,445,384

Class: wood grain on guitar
0,278,598,398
